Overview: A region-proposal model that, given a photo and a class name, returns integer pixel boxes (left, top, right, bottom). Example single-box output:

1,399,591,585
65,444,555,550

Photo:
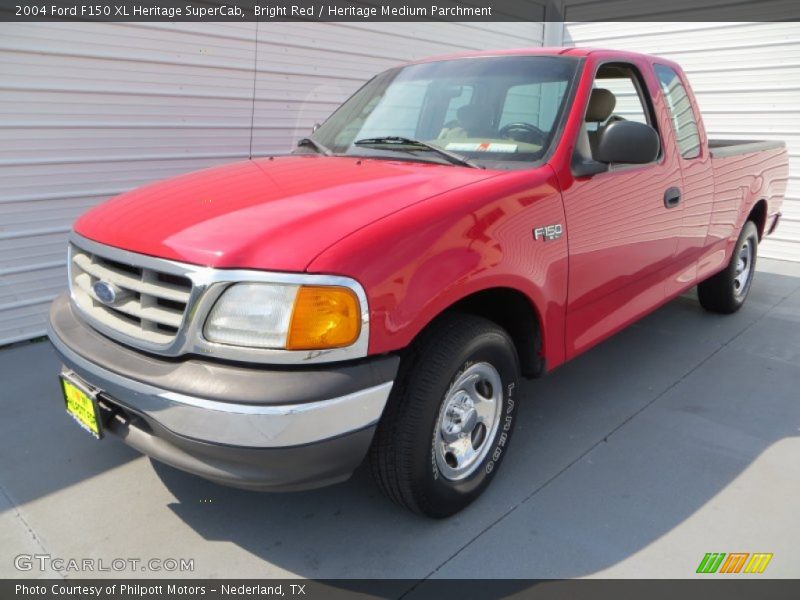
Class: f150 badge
533,224,563,241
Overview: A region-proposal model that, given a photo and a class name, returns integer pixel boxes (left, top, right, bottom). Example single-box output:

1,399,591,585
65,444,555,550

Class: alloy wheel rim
734,238,754,297
434,362,503,481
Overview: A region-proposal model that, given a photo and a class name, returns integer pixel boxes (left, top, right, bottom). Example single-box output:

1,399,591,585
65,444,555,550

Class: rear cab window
654,64,701,159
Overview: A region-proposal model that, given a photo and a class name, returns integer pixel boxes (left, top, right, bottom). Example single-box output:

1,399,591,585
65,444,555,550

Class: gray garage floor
1,258,799,581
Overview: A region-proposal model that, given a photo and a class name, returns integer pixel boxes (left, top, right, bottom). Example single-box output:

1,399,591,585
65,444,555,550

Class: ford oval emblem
92,281,117,305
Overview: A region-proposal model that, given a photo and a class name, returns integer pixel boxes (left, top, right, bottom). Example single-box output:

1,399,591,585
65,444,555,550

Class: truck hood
74,156,500,271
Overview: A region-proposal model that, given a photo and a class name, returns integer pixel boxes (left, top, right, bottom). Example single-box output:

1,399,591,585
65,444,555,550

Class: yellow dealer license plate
61,375,103,439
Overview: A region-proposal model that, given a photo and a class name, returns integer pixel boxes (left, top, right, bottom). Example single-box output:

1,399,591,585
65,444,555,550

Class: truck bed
709,139,785,159
708,139,788,247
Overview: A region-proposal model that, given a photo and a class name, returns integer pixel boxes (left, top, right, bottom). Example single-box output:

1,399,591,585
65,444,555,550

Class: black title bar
3,0,800,22
5,579,800,600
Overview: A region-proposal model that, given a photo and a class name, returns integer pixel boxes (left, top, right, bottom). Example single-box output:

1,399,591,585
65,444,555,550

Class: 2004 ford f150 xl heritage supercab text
48,48,788,517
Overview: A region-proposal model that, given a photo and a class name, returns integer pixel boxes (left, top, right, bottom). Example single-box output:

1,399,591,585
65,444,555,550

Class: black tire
698,220,759,314
369,313,520,518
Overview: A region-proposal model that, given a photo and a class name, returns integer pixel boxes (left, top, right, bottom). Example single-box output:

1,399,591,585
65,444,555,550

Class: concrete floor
1,258,799,581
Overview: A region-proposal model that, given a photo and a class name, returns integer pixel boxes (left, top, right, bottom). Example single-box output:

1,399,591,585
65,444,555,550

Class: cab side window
591,76,647,126
582,63,660,164
654,64,701,159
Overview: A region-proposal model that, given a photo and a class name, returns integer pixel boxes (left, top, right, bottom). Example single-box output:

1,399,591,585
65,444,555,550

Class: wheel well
748,199,768,240
444,288,544,378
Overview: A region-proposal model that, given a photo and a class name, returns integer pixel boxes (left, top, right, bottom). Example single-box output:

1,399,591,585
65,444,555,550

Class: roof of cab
408,47,661,65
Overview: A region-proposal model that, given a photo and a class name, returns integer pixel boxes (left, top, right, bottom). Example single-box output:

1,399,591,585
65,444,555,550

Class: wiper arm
297,137,333,156
354,136,483,169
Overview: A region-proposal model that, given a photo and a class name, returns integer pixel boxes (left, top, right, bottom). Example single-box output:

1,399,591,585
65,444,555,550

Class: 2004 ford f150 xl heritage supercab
48,48,788,517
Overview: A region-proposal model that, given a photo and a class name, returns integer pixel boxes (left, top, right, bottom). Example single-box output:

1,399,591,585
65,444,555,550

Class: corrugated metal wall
0,21,544,345
562,22,800,263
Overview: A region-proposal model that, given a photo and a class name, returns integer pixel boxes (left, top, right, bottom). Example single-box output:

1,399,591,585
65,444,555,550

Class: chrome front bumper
48,294,399,490
51,329,392,448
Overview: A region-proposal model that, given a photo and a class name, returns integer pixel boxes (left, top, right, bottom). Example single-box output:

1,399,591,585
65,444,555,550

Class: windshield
309,56,579,168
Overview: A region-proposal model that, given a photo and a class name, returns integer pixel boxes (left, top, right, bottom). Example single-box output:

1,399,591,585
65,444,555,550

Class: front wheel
369,313,520,518
698,220,759,314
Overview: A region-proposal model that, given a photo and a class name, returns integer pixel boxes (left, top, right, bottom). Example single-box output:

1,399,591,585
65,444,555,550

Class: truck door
560,60,685,359
653,63,714,296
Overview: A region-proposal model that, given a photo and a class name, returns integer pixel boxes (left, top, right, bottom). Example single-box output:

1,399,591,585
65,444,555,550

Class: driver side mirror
595,120,660,165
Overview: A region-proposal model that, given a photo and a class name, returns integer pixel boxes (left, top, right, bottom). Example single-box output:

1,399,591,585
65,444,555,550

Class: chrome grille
69,244,192,345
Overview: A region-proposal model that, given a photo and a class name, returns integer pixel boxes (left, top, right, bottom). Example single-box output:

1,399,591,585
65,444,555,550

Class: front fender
307,166,570,371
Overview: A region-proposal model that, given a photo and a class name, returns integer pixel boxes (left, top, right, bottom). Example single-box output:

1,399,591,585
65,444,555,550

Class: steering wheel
497,122,547,146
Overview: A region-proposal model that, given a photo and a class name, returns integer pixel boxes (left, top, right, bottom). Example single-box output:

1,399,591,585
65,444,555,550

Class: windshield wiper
354,136,483,169
297,137,333,156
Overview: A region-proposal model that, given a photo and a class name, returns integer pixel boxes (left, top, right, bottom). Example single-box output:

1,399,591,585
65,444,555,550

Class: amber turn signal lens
286,286,361,350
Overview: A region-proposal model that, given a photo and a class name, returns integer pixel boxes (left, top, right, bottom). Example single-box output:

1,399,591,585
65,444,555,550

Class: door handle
664,187,681,209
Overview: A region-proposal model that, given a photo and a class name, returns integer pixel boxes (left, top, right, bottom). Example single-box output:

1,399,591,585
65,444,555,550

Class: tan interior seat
575,88,617,161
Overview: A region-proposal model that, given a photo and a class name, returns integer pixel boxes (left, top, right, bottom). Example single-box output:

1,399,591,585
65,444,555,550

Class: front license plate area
61,373,103,439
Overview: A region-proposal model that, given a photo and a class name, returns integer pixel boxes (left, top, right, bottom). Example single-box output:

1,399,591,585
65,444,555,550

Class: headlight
204,283,361,350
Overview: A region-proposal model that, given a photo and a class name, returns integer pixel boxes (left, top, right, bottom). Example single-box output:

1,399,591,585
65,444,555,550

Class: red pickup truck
48,48,788,517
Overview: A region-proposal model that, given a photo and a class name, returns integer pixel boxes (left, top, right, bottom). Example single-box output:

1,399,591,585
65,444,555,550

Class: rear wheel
369,313,520,518
698,220,759,314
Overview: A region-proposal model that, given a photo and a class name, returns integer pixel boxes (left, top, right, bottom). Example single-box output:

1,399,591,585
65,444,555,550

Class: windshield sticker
445,143,518,153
